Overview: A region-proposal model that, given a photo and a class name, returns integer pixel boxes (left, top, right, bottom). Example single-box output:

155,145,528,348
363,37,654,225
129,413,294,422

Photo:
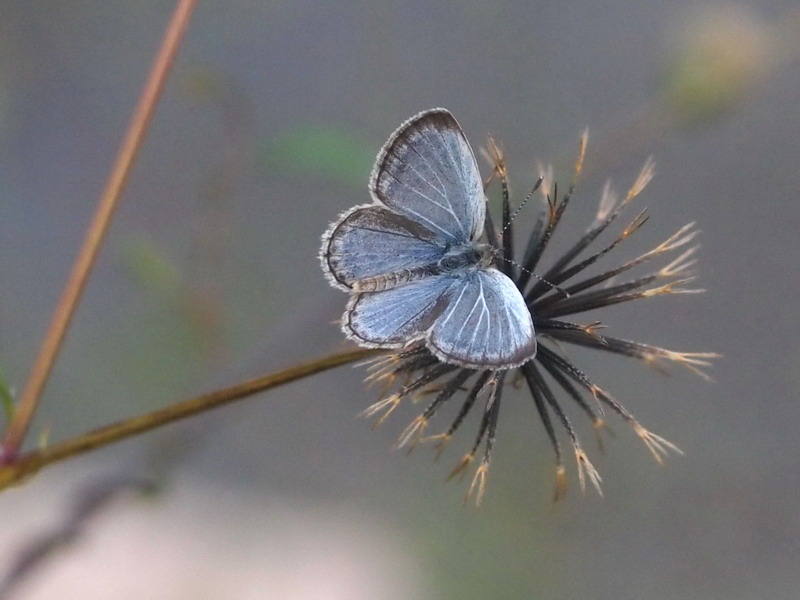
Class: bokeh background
1,1,799,598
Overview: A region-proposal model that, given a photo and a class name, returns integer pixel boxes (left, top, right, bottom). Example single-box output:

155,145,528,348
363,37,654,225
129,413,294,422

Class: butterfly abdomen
352,245,490,292
353,264,441,292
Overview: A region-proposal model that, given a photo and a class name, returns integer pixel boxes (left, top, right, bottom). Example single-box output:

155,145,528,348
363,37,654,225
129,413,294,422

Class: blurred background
1,1,799,598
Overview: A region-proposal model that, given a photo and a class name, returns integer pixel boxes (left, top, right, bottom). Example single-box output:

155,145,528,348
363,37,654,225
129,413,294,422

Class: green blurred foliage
119,237,182,300
118,236,226,358
0,367,15,424
662,4,772,125
260,126,374,187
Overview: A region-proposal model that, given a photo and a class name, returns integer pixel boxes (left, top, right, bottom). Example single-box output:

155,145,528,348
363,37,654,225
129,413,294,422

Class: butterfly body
320,108,536,370
350,241,493,293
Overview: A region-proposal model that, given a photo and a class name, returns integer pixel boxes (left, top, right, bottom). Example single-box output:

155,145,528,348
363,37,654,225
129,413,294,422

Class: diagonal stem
0,347,377,490
2,0,199,462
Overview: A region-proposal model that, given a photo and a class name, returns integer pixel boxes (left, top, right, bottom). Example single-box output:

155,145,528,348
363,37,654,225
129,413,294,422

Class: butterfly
320,108,536,370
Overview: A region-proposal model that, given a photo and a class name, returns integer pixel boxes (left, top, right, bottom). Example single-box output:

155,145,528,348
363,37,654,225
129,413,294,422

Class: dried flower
358,133,716,505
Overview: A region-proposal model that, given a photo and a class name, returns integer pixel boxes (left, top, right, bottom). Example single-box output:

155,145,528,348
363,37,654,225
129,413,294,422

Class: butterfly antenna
493,176,566,297
493,251,570,298
500,177,544,235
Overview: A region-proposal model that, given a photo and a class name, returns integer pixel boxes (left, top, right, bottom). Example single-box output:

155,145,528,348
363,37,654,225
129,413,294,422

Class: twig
2,0,199,462
0,348,377,491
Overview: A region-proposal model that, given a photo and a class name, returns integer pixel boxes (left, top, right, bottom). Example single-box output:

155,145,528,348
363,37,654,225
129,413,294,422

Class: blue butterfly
320,108,536,369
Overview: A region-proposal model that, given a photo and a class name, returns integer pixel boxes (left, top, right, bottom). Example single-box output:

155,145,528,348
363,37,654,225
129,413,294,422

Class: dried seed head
348,131,715,504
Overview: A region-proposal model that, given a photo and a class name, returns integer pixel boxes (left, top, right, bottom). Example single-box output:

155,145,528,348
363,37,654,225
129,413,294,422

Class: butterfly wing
370,108,485,245
344,275,458,347
320,204,447,291
428,268,536,369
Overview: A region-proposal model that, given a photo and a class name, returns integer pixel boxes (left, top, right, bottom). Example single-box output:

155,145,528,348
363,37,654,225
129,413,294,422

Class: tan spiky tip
624,157,656,205
636,344,721,380
632,422,684,465
447,453,475,482
642,278,706,298
361,354,403,389
658,247,700,279
358,352,398,370
662,350,721,381
359,394,401,428
575,448,603,496
484,135,507,179
365,375,400,403
464,460,490,507
572,129,589,184
621,210,650,239
394,415,428,454
582,321,607,339
536,162,554,201
595,179,619,222
655,222,699,254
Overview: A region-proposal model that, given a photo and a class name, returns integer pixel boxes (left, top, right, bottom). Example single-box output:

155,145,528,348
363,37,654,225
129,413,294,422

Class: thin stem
2,0,199,461
0,348,377,490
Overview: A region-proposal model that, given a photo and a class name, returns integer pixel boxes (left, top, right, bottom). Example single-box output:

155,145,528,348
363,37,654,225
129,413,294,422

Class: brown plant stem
2,0,199,462
0,348,377,491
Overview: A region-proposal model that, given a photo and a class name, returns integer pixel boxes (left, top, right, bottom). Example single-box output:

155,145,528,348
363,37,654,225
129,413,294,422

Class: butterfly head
436,243,494,273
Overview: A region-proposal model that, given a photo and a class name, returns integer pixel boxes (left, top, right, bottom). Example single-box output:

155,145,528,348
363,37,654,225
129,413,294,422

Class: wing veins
448,281,482,355
471,279,492,359
352,225,440,245
436,130,468,191
502,298,521,347
389,286,445,336
416,134,468,237
357,278,456,342
464,288,484,359
405,141,450,199
437,279,469,331
427,128,479,239
382,170,456,238
392,153,458,219
401,206,458,240
399,144,448,199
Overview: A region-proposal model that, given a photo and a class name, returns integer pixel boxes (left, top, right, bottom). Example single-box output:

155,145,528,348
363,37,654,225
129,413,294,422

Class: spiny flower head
358,133,717,506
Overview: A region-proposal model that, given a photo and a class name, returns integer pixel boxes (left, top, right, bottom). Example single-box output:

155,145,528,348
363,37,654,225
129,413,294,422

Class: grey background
0,1,799,598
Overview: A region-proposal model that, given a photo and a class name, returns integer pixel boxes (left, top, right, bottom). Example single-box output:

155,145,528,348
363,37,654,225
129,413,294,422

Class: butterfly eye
438,255,461,271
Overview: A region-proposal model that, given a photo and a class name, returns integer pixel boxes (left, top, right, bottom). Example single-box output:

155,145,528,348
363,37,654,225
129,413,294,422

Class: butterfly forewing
322,205,446,290
370,108,485,245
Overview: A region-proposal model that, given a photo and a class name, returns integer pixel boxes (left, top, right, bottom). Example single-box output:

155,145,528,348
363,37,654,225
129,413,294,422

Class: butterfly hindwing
344,275,457,346
428,269,536,369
